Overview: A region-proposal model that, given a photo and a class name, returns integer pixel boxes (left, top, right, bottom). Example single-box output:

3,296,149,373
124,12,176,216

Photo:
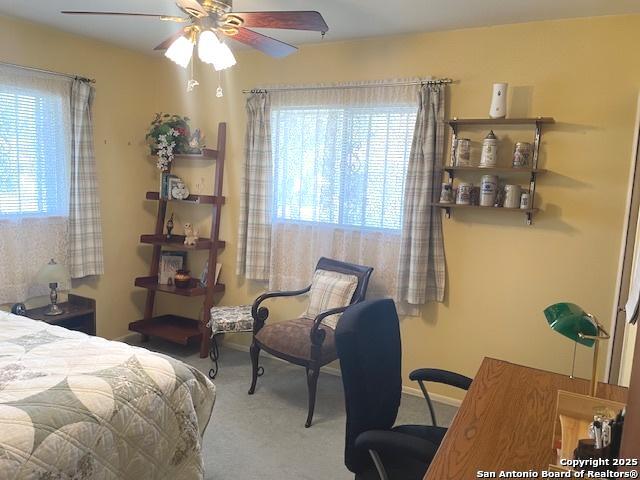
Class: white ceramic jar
504,184,522,209
480,130,498,168
480,175,498,207
489,83,508,119
456,183,473,205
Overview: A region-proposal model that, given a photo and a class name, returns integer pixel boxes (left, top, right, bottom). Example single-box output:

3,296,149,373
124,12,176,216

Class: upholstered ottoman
207,305,254,378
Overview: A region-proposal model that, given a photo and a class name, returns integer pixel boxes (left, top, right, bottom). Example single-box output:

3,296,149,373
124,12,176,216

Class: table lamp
35,259,69,316
544,302,610,397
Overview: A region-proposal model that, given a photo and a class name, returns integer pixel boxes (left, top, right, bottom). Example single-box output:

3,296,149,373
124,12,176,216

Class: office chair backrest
335,298,402,473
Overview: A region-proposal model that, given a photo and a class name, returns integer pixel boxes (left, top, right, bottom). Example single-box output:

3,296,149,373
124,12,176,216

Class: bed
0,310,215,479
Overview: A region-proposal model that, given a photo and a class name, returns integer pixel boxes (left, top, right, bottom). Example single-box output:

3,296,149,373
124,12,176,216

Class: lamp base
44,304,64,316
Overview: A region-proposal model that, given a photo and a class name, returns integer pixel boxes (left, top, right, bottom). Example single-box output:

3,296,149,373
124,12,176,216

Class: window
0,86,69,218
271,104,417,231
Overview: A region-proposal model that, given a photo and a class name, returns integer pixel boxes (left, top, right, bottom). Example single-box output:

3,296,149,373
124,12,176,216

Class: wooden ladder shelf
129,122,227,358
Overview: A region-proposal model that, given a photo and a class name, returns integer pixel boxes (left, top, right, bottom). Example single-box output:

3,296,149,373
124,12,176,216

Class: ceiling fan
62,0,329,71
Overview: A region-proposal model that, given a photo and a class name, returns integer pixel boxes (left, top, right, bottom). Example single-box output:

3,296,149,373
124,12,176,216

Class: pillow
303,269,359,329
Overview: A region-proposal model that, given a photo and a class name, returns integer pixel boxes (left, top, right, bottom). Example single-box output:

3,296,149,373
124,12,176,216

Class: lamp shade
198,31,236,71
544,302,598,348
35,259,69,284
165,35,194,68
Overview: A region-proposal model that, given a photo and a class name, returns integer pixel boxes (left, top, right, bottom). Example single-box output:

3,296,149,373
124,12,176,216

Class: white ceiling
1,0,640,54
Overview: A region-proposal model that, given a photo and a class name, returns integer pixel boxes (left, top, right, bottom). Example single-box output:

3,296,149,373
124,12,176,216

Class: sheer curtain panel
0,65,71,303
267,80,421,312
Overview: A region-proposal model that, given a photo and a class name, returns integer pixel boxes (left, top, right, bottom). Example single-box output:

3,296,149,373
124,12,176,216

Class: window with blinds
271,105,417,231
0,86,69,218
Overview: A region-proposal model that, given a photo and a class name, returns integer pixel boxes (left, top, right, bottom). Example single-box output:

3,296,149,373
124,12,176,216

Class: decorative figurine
189,129,205,152
166,212,174,239
11,303,27,316
184,223,199,246
171,180,190,200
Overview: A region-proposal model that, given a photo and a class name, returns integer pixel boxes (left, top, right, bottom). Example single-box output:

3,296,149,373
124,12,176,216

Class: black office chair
335,299,472,480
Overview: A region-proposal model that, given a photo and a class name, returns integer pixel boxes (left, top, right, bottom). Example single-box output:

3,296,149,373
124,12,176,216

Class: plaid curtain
69,79,104,278
396,85,446,304
236,92,273,281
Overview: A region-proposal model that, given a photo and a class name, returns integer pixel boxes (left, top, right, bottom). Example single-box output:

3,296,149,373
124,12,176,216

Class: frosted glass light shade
165,36,194,68
36,259,69,284
198,31,236,71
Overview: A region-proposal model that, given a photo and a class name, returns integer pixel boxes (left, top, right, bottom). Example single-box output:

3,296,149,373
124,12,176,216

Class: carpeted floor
126,337,458,480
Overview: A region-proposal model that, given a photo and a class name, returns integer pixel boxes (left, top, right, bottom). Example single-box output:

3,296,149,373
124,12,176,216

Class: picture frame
200,261,222,287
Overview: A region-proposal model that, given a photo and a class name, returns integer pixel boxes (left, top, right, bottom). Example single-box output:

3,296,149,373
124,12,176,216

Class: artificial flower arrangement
146,113,206,171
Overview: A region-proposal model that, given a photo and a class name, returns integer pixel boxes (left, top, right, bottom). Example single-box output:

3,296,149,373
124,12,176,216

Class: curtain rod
0,61,96,84
242,78,454,94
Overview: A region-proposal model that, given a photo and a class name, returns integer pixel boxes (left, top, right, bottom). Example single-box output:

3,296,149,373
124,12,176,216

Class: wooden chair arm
251,286,311,332
309,305,350,345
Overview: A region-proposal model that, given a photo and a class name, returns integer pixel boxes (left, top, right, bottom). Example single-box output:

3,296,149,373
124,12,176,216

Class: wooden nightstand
24,294,96,336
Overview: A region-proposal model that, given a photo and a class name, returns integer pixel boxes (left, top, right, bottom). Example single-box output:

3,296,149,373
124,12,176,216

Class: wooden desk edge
423,357,628,479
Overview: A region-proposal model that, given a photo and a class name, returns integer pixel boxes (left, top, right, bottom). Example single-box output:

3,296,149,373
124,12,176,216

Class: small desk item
23,294,96,336
207,305,254,379
424,358,628,480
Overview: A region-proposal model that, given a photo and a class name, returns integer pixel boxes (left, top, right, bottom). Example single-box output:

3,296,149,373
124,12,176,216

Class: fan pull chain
187,60,199,92
216,71,224,98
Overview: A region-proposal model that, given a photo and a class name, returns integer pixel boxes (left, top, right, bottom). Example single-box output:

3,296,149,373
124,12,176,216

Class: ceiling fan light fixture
198,30,236,71
165,35,194,68
213,42,236,71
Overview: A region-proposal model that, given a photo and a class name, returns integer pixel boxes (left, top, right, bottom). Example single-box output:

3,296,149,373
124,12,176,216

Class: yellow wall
0,15,164,340
3,13,640,399
177,14,640,398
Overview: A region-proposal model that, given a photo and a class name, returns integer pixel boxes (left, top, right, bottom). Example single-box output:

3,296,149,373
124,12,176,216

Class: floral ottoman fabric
208,305,254,336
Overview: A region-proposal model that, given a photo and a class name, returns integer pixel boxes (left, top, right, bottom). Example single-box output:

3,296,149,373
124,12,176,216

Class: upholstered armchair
248,257,374,428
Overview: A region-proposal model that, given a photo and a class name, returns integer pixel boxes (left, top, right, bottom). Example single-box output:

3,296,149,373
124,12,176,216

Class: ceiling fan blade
154,27,190,51
176,0,208,18
232,11,328,32
61,11,186,22
226,27,297,58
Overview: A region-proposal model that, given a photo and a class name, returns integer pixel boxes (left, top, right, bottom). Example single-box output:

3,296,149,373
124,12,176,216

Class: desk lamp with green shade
544,302,610,398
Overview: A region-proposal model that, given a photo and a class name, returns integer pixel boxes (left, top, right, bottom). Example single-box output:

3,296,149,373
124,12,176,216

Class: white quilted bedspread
0,311,216,480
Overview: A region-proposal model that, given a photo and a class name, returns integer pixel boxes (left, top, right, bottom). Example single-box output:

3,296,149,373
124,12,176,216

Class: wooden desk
424,358,628,479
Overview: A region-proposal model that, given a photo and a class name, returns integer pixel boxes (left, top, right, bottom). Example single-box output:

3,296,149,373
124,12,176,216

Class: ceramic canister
489,83,508,119
455,138,472,166
439,183,454,204
480,130,498,168
504,184,522,209
520,191,531,210
456,183,473,205
513,142,532,168
480,175,498,207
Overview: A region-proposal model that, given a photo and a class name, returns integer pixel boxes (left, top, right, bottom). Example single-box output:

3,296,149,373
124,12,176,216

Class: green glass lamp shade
544,302,598,348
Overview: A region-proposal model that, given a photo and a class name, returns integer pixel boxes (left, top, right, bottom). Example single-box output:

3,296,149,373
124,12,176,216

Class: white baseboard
401,385,462,408
221,340,462,408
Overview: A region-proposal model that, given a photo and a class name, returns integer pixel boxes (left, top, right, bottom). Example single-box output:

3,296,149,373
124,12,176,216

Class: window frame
0,85,70,220
270,103,417,233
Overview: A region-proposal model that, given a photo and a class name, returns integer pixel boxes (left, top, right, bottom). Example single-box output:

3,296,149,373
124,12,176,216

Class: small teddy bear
183,223,199,246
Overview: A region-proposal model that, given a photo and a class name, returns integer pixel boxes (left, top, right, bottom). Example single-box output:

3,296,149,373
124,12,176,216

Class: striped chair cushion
303,269,358,329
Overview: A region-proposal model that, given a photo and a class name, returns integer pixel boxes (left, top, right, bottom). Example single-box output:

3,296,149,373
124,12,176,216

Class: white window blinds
0,85,69,218
271,104,417,231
